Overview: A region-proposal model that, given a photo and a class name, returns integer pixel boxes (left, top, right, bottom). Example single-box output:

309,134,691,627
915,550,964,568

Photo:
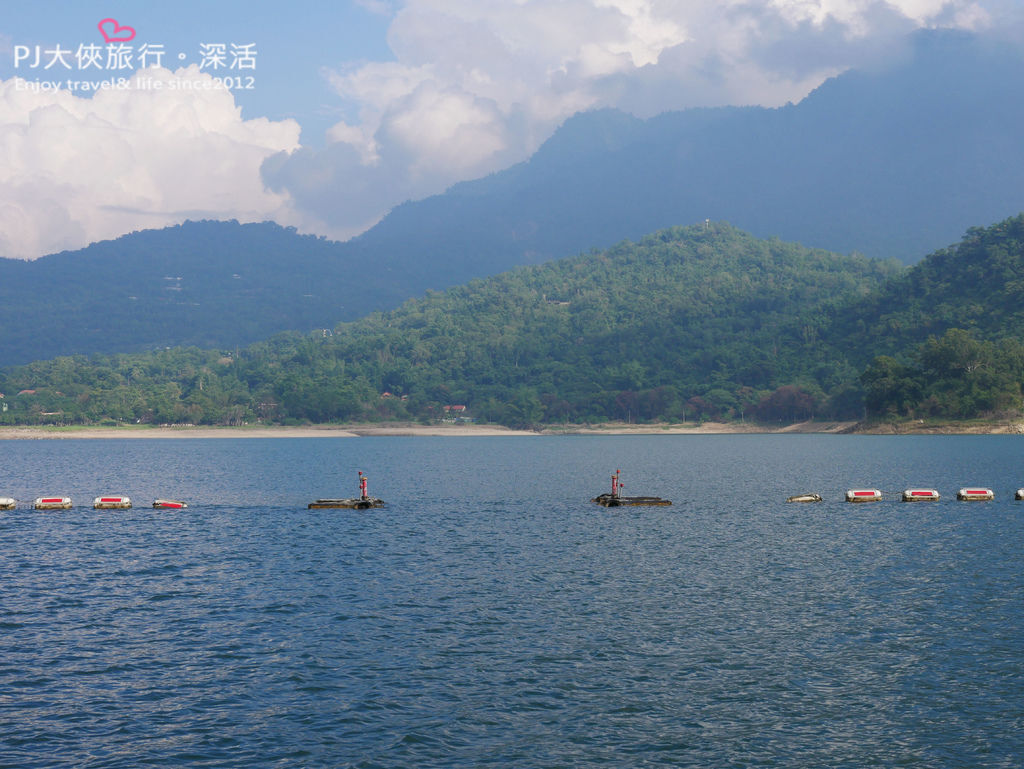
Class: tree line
2,218,1024,428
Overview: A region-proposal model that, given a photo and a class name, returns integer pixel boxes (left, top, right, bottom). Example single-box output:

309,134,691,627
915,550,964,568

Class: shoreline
0,424,537,440
0,421,849,440
1,419,1020,439
0,415,1019,438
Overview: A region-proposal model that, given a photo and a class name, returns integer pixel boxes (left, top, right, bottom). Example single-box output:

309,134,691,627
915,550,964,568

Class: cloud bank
264,0,1010,240
3,0,1019,258
0,65,301,259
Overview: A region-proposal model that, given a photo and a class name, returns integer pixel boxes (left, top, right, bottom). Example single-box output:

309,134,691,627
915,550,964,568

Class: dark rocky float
308,497,385,509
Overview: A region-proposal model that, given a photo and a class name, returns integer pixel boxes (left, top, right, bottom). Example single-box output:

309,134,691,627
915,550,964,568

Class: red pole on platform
359,471,368,499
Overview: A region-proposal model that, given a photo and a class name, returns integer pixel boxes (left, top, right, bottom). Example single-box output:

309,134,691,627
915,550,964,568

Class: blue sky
1,0,1020,259
0,0,393,142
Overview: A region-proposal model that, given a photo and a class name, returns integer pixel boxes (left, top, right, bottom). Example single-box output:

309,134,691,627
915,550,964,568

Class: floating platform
591,493,671,507
310,470,385,509
35,496,72,510
94,496,132,510
0,497,16,510
957,487,994,501
308,497,385,509
846,489,882,503
153,499,188,509
787,493,822,503
902,489,940,502
593,468,670,506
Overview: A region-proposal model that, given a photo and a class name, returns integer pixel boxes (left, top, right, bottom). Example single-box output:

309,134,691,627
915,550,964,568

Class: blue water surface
0,435,1022,768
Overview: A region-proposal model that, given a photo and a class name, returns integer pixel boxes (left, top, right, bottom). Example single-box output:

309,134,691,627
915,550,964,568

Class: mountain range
2,30,1023,365
346,29,1024,272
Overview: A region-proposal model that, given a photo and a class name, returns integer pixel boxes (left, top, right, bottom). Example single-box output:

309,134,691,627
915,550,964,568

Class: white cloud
4,1,1015,258
266,0,1006,240
0,65,302,259
765,0,991,32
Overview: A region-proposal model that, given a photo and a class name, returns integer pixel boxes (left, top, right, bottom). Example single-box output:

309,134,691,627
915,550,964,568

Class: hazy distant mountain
351,29,1024,273
0,221,390,365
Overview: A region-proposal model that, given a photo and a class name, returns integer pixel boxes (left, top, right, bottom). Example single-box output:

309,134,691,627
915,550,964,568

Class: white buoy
0,497,16,510
786,493,823,503
902,489,940,502
957,487,994,501
846,489,882,502
93,495,132,510
153,499,188,509
34,496,72,510
1016,489,1024,501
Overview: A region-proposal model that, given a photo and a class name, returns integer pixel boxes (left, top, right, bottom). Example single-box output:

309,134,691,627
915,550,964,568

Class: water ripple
1,436,1023,767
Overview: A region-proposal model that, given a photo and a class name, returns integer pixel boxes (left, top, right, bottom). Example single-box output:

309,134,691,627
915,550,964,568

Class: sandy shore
0,424,539,440
0,421,857,440
543,421,858,435
3,419,1020,439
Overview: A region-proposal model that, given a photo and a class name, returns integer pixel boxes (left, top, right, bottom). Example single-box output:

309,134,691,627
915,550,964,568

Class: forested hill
308,223,901,424
834,214,1024,420
0,224,904,426
826,214,1024,355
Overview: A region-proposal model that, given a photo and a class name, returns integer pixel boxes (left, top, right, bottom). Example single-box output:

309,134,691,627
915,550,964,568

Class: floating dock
308,497,385,509
0,497,16,510
592,493,672,507
592,469,671,507
309,471,385,509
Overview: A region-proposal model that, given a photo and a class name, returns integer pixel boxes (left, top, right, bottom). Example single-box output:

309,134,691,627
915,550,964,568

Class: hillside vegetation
0,223,901,427
848,215,1024,420
4,215,1024,429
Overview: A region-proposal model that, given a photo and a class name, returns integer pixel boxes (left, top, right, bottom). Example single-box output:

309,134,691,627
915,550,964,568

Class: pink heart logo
97,18,136,43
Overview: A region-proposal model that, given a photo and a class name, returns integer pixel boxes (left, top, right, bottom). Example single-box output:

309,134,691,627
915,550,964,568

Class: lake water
1,435,1023,768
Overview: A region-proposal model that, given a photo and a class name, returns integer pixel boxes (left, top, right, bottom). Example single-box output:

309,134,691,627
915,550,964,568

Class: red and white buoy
902,489,940,502
94,495,132,509
34,496,72,510
359,470,368,500
957,487,994,501
846,489,882,503
153,499,188,509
